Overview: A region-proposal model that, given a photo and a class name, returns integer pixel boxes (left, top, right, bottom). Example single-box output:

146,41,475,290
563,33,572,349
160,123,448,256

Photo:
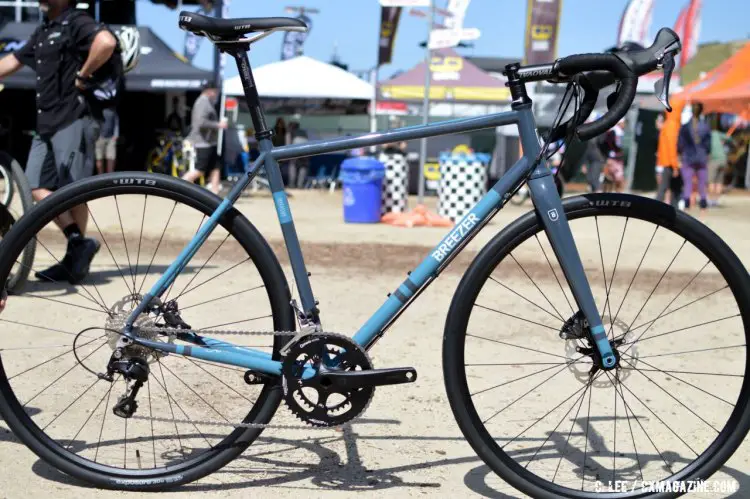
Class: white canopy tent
223,56,374,100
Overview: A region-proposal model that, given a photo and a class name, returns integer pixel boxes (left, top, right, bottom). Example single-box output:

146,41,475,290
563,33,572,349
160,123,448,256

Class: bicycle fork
526,172,617,369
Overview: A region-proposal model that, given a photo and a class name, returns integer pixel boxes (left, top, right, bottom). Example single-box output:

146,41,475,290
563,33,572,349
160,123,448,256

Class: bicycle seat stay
178,11,308,40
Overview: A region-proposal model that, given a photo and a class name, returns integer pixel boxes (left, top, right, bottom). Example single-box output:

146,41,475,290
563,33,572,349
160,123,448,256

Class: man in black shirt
0,0,117,283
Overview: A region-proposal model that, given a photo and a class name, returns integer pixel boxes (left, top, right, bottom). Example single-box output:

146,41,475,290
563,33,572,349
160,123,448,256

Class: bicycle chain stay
130,326,366,431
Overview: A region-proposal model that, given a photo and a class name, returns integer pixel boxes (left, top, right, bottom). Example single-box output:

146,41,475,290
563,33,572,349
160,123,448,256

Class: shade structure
658,41,750,169
379,48,509,103
223,56,374,100
0,23,212,91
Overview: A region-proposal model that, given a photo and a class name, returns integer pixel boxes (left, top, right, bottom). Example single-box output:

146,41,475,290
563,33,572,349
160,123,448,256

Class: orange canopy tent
657,41,750,168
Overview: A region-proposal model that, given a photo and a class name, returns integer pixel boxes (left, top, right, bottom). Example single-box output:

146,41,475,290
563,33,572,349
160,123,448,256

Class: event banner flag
378,6,402,66
674,0,701,68
617,0,654,47
281,14,312,60
183,2,212,63
523,0,562,65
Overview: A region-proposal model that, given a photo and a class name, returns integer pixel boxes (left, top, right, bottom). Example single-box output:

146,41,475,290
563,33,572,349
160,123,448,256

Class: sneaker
35,261,72,282
67,236,101,284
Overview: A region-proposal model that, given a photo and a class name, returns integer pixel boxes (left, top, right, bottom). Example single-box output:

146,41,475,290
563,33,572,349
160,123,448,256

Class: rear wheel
0,172,295,490
0,152,36,292
444,193,750,498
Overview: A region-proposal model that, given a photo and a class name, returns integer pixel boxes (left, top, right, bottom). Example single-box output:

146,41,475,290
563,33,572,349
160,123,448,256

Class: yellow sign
430,55,463,73
451,144,473,155
530,24,554,41
424,162,440,181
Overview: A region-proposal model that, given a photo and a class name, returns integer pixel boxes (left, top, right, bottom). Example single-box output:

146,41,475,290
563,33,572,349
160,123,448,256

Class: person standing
183,81,227,195
0,0,118,283
581,139,605,193
708,120,728,206
677,102,712,213
166,96,184,134
95,107,118,174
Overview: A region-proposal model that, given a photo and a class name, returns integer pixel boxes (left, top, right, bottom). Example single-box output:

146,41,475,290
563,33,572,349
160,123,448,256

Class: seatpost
225,45,273,141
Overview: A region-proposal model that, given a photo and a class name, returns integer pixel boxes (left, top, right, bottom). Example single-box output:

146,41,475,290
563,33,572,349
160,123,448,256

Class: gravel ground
0,188,749,498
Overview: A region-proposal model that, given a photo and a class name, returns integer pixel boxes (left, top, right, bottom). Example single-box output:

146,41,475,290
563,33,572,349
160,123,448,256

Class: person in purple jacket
678,102,712,213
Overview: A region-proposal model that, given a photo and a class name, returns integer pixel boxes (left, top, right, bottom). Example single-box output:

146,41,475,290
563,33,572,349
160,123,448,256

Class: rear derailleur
100,336,151,419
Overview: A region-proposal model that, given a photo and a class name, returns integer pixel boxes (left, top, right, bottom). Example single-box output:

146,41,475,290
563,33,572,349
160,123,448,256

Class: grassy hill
680,40,748,84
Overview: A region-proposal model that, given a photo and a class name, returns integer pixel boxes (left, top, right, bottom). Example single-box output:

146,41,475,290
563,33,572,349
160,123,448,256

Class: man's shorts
194,146,218,174
26,116,99,191
95,136,117,161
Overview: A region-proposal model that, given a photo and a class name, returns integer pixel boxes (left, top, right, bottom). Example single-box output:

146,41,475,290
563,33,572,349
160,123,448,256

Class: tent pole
369,66,378,152
417,0,434,205
625,105,639,193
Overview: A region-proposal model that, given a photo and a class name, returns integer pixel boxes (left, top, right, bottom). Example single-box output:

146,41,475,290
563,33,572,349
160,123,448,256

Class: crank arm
318,367,417,390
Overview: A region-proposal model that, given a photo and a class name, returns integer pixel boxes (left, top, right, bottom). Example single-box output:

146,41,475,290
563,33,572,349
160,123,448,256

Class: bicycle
0,13,747,499
0,151,35,292
146,131,205,186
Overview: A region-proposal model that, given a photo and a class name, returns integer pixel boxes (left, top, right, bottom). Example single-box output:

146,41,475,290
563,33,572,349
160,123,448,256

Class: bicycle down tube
127,105,615,375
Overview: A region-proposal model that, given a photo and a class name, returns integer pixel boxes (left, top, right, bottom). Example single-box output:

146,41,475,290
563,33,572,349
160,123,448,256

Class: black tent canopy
0,23,212,91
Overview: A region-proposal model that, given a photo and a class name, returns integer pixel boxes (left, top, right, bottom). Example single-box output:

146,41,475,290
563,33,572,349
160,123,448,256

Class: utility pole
416,0,435,205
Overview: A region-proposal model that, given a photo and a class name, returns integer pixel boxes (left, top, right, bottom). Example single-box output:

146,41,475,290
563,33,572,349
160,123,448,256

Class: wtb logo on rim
547,209,559,222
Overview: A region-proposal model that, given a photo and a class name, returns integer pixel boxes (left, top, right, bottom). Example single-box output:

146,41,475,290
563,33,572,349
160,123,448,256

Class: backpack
62,11,131,111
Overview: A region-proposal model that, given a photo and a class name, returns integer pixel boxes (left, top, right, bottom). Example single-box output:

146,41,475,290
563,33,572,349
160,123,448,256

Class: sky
138,0,750,80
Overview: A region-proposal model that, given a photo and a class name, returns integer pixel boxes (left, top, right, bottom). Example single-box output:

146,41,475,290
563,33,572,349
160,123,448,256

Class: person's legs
95,138,106,175
208,168,221,195
105,137,117,174
696,164,709,212
681,164,696,209
182,146,212,188
656,166,670,201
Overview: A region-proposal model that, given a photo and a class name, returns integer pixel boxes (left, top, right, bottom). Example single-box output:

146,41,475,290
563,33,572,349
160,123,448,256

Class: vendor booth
0,22,212,170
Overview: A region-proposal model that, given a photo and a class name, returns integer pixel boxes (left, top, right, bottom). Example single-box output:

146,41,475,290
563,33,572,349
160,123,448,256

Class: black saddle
178,11,307,39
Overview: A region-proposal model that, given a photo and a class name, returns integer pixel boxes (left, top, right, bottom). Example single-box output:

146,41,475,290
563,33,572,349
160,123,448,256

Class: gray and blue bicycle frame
125,51,616,374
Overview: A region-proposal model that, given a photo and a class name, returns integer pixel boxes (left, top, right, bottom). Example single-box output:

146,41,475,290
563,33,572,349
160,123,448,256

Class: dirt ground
0,188,749,498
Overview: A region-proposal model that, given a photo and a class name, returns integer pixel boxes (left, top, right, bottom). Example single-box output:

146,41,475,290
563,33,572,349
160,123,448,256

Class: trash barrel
438,152,491,222
378,152,409,215
339,156,385,223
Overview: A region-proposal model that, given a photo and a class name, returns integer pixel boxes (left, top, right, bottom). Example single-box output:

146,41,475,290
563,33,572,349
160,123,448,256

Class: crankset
281,333,417,427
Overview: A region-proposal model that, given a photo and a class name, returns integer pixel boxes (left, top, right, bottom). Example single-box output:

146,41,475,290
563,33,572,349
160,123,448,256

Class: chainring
281,333,374,427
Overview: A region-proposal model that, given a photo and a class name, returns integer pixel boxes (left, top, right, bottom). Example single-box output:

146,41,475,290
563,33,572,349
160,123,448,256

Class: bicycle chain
130,326,364,431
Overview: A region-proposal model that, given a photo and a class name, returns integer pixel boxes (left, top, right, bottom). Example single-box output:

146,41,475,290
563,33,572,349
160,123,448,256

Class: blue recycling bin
339,156,385,223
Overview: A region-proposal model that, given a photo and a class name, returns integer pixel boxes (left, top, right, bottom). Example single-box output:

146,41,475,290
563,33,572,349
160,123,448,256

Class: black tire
0,172,295,490
0,152,36,293
444,193,750,498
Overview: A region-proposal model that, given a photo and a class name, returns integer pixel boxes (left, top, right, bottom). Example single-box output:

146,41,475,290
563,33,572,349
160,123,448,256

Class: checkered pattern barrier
438,153,490,222
379,153,409,215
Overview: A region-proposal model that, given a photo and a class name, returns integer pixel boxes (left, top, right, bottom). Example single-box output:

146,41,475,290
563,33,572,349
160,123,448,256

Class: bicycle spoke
33,237,109,313
581,376,594,490
23,339,108,407
22,293,108,314
8,334,103,380
134,195,147,291
473,304,560,332
620,366,742,377
552,377,590,483
146,379,157,468
627,314,740,347
507,375,596,452
471,357,582,397
94,377,116,462
594,217,615,330
523,376,595,469
114,195,137,292
42,378,101,431
482,360,582,425
181,357,251,402
124,417,128,469
164,215,206,303
601,217,628,340
199,315,272,330
637,344,746,359
466,333,568,359
621,239,686,344
180,284,265,311
187,357,247,373
87,206,134,296
66,378,115,450
510,253,565,322
607,224,659,339
622,353,736,406
177,257,251,299
466,361,570,366
617,376,698,457
535,234,574,315
613,370,617,483
620,357,721,432
173,233,231,301
0,318,87,339
607,372,644,481
155,361,185,459
159,361,231,422
489,276,564,325
137,201,177,296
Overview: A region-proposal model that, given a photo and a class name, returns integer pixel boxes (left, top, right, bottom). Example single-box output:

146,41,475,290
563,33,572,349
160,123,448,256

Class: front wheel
444,193,750,498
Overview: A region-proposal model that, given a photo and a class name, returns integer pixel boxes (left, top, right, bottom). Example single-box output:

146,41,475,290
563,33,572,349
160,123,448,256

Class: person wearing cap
183,80,227,195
